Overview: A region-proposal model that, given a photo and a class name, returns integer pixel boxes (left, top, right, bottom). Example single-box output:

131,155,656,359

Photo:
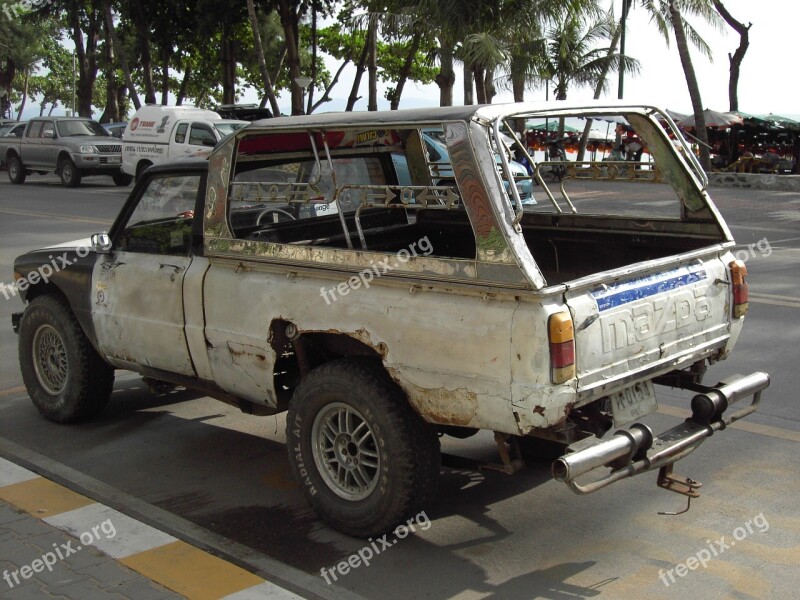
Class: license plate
108,156,121,164
609,380,657,426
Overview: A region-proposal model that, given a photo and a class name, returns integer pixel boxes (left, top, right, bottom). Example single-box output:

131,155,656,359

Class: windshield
214,122,247,137
56,120,109,137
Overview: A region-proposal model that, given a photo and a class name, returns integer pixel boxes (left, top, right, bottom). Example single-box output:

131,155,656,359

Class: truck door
170,121,190,157
39,121,60,167
91,171,203,376
187,122,217,154
21,121,44,167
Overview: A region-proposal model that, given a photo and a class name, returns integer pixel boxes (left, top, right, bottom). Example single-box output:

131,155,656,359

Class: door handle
159,263,186,281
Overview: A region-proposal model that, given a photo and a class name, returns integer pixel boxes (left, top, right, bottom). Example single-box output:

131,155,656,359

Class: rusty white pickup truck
11,102,769,537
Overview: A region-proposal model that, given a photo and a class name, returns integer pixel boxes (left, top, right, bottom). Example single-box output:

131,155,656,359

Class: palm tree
541,11,639,138
638,0,722,170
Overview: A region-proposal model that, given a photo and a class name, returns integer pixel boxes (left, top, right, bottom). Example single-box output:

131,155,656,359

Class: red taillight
549,312,575,384
730,260,749,318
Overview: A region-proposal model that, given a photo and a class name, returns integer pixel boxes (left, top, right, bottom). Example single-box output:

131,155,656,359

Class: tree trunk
473,65,486,104
247,0,281,116
277,0,303,115
17,71,28,120
103,0,140,110
390,30,421,110
435,40,455,106
367,17,378,111
160,46,170,105
713,0,750,112
131,3,156,104
484,67,496,104
511,69,525,135
463,62,474,105
307,3,317,114
346,37,369,111
221,36,236,105
669,3,710,170
71,5,100,117
577,12,626,161
116,85,127,119
176,63,192,105
311,57,350,113
102,36,119,123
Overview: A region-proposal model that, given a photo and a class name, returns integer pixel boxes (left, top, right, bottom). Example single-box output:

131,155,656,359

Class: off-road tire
112,172,133,187
7,155,26,184
19,295,114,423
59,157,82,187
286,358,440,537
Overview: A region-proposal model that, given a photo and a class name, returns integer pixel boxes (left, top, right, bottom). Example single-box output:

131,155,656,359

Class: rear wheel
135,161,152,181
7,155,26,184
112,172,133,186
286,358,440,537
19,295,114,423
59,157,81,187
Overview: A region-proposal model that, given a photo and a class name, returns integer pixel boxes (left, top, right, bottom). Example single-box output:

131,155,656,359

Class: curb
0,438,367,600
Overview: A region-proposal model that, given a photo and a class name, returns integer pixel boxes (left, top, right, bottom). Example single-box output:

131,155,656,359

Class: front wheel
59,158,82,187
19,295,114,423
286,358,440,537
7,155,26,184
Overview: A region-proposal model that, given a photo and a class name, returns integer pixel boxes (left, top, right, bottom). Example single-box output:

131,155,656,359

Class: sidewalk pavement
0,457,306,600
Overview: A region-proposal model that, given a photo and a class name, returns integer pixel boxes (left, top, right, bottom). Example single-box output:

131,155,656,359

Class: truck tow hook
657,464,702,515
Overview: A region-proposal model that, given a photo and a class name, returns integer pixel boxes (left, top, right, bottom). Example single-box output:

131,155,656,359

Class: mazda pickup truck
5,116,130,187
10,102,769,537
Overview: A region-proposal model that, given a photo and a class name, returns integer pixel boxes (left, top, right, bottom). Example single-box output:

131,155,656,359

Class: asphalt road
1,173,799,599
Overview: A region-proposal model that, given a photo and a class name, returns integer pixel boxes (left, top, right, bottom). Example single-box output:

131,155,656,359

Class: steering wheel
256,207,297,225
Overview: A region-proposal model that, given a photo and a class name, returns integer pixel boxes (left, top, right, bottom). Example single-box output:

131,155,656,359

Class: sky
259,0,797,118
15,0,800,120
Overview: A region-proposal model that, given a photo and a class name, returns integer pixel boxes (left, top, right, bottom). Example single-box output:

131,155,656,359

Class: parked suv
4,117,130,187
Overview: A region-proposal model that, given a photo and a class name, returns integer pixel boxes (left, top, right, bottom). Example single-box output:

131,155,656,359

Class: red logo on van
130,118,140,131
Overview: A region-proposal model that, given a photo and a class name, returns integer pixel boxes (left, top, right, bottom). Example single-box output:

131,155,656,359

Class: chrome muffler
552,371,770,494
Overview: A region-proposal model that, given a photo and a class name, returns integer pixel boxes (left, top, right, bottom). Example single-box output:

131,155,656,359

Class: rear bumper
552,371,770,494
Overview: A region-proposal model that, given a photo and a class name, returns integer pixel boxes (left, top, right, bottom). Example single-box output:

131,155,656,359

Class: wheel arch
269,319,387,408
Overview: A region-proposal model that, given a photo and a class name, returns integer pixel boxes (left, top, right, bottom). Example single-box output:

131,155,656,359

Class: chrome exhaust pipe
552,423,653,483
552,371,770,493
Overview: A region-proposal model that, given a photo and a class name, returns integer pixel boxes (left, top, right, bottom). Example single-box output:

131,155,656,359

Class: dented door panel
91,252,196,375
202,257,522,433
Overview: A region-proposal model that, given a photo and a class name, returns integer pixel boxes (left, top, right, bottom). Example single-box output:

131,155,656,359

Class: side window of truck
174,123,188,144
189,124,215,147
116,173,200,256
27,122,44,138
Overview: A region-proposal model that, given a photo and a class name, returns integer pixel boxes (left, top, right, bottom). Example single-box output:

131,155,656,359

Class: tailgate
565,259,730,394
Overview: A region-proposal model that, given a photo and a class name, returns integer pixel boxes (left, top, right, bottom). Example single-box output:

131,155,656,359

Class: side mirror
203,138,217,148
91,233,113,254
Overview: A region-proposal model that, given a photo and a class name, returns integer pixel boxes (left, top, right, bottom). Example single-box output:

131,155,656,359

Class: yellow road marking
120,540,264,600
0,477,95,517
658,405,800,443
0,385,26,398
0,207,112,226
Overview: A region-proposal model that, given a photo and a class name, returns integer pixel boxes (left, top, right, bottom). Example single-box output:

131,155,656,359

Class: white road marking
44,502,177,559
221,581,307,600
0,457,39,487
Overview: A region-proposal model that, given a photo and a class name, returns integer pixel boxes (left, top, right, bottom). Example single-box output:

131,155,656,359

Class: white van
121,105,247,178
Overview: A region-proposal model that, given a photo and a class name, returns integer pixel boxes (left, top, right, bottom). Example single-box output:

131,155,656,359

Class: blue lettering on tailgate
592,265,708,312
